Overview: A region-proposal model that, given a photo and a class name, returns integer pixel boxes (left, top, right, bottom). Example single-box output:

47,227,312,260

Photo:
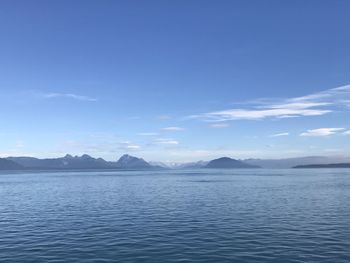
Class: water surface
1,169,350,262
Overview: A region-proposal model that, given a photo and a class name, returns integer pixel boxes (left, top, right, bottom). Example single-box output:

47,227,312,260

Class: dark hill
205,157,260,169
0,158,23,170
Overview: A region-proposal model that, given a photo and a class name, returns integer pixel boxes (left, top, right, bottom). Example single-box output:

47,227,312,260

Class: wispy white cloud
42,93,97,102
190,84,350,122
154,138,179,145
157,115,171,120
344,130,350,136
300,128,345,137
270,132,289,137
193,103,330,121
118,141,141,150
125,145,141,150
162,127,185,131
13,140,25,148
137,132,159,136
209,123,229,128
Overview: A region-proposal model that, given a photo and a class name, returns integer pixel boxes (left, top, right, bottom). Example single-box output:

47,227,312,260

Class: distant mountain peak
215,157,232,162
81,154,93,159
116,154,152,169
119,154,133,160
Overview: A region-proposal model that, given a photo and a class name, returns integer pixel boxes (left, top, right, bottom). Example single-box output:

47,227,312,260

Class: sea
1,169,350,262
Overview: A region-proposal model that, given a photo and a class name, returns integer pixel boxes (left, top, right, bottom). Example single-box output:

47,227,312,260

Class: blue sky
1,0,350,162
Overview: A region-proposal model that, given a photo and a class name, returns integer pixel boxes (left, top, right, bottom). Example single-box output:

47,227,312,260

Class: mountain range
1,154,350,171
2,154,147,170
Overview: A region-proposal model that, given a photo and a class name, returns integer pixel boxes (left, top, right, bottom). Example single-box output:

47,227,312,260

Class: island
293,163,350,168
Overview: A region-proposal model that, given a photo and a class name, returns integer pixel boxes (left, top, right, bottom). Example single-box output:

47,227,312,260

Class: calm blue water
1,169,350,262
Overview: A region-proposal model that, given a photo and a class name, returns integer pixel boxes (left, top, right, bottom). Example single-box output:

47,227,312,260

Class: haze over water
1,169,350,262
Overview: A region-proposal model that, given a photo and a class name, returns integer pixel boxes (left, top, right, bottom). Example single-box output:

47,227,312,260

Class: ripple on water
0,169,350,262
